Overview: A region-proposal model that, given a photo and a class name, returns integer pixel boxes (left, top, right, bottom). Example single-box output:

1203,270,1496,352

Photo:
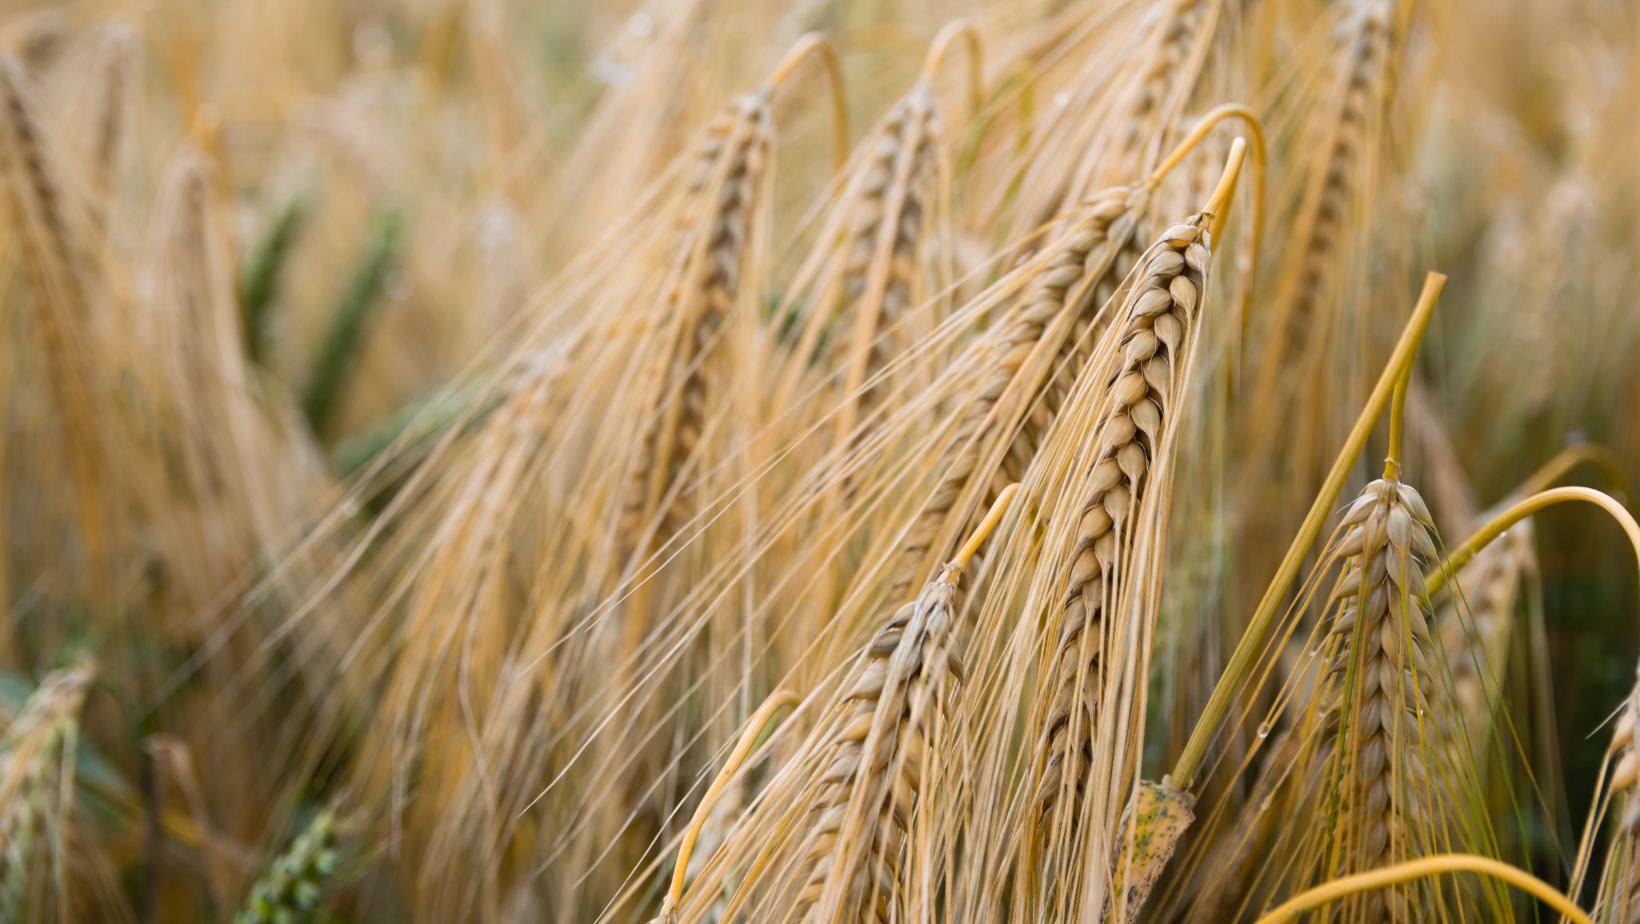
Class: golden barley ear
0,56,114,600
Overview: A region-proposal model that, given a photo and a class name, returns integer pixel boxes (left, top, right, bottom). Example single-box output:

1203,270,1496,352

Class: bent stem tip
919,19,985,121
1203,138,1246,240
763,33,848,171
664,690,801,915
952,483,1020,572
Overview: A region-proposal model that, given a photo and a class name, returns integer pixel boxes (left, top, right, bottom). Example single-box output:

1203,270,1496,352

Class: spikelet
772,76,949,473
617,91,772,569
1026,216,1214,919
681,489,1015,924
0,661,98,920
85,23,135,232
792,564,966,924
1435,514,1534,762
1002,0,1219,235
378,78,780,923
1322,474,1439,922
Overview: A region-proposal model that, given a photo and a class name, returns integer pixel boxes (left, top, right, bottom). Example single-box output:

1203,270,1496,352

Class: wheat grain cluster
0,1,1638,923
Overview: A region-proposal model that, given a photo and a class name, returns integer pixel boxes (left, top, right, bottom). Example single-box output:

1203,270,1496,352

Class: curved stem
1517,442,1632,505
1204,138,1247,241
1251,854,1592,924
763,33,849,171
1144,103,1267,331
1145,103,1267,195
1171,272,1446,789
662,690,801,917
920,19,985,122
953,483,1019,570
1384,362,1411,480
1425,487,1640,600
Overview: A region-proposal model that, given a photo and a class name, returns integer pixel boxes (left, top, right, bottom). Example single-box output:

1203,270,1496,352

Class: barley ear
1173,272,1447,789
233,810,346,924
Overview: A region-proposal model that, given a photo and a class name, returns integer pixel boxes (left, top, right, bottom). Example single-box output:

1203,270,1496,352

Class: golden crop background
0,0,1637,922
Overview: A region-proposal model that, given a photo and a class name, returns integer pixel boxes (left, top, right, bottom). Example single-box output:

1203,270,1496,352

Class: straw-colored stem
662,690,800,916
954,483,1019,570
1384,362,1411,480
1204,138,1246,241
1425,487,1640,600
1251,854,1592,924
1144,103,1266,291
763,33,848,170
1172,271,1446,788
920,19,985,121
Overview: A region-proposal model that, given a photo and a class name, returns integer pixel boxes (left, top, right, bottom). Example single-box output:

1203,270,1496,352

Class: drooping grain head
0,661,97,920
833,83,942,426
618,91,774,567
795,563,965,924
1247,0,1397,490
773,77,950,506
1007,0,1218,234
1435,516,1534,762
1600,677,1640,923
895,186,1151,599
0,56,112,596
1033,220,1211,887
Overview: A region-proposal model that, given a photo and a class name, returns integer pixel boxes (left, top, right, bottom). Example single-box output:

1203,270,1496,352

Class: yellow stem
1145,103,1266,282
919,19,985,121
1145,103,1267,196
1171,272,1446,789
1207,141,1239,234
1251,854,1592,924
663,690,801,915
1425,487,1640,601
1517,442,1633,505
952,483,1020,571
1204,138,1247,241
763,33,849,171
1384,362,1411,480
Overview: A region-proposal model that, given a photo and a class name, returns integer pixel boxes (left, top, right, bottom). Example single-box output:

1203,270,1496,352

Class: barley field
1,0,1638,922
